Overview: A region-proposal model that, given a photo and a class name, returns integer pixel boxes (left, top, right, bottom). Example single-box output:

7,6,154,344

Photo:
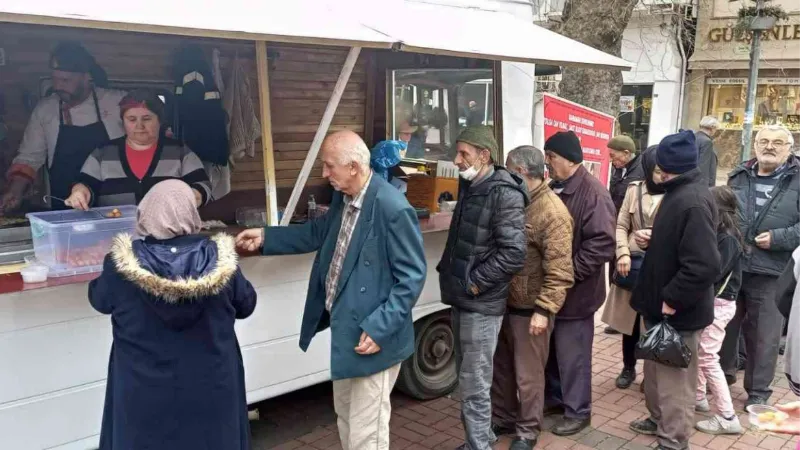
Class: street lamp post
740,0,765,162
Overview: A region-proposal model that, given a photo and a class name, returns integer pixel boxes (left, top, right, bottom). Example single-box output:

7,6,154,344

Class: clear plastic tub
26,206,137,277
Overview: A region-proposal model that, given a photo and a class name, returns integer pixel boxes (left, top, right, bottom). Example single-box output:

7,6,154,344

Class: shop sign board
542,94,615,187
706,77,800,85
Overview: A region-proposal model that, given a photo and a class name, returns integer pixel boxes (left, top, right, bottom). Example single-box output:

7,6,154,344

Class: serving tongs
43,195,106,220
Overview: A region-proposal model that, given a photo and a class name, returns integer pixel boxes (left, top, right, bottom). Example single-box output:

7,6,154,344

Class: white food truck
0,1,632,448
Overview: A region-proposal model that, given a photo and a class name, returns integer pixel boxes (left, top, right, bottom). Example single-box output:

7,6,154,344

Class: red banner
542,94,615,187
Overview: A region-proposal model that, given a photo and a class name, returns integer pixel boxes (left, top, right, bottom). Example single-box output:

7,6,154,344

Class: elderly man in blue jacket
236,130,426,450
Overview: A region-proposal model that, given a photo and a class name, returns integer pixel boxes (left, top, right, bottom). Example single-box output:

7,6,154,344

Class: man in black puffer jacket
629,130,720,450
438,126,527,450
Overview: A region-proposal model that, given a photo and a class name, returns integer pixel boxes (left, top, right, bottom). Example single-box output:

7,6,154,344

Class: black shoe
552,417,590,436
725,373,737,386
616,367,636,389
509,437,537,450
491,422,515,437
604,326,621,335
745,395,768,410
543,405,565,417
629,417,658,435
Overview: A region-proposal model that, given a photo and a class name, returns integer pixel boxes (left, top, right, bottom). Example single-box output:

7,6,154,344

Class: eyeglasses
756,139,790,148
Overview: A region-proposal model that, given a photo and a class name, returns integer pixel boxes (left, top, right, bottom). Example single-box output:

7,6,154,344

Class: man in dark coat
629,130,720,450
438,126,528,450
719,125,799,407
542,131,616,436
695,115,720,187
237,131,427,449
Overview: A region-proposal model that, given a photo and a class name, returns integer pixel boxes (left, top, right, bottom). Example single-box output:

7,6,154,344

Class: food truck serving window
391,69,495,162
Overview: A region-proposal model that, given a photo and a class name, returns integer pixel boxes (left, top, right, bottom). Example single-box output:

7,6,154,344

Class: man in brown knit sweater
491,146,575,450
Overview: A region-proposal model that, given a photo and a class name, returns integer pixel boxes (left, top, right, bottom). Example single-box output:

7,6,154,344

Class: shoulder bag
613,183,646,290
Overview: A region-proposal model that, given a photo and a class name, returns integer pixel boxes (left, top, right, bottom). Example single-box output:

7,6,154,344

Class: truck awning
370,1,634,71
0,0,634,70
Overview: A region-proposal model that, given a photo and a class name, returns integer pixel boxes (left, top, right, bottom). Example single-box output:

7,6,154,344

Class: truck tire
396,311,458,400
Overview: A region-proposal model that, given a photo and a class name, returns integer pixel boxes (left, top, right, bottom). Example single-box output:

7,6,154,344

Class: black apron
49,89,110,209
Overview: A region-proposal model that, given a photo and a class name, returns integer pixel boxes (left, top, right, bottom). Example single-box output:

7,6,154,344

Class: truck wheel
396,311,458,400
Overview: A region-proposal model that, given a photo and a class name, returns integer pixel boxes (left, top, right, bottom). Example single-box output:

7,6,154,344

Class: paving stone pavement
251,320,800,450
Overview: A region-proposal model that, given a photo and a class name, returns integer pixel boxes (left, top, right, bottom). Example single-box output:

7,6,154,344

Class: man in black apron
48,88,110,207
1,42,122,212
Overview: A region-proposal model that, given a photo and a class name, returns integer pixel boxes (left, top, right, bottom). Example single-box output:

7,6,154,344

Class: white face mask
459,165,480,181
459,158,485,181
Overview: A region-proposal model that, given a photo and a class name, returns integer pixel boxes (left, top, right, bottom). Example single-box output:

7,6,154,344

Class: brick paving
251,319,800,450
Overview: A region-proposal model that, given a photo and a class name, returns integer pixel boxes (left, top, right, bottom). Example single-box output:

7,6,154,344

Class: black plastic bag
635,317,692,368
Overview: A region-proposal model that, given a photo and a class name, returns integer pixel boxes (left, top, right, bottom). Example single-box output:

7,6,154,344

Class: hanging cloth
225,56,261,161
205,48,231,200
169,45,229,167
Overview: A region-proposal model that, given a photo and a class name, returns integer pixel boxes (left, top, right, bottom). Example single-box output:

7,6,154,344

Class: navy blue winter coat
90,233,256,450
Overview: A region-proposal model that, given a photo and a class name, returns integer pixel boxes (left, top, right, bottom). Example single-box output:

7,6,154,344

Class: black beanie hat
49,41,109,87
656,130,698,175
544,131,583,163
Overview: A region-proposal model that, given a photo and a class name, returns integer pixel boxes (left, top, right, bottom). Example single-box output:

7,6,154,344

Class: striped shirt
325,172,372,311
754,164,786,216
77,136,212,207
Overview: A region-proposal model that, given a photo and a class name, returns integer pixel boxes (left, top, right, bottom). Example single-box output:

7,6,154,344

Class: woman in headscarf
601,145,666,390
65,89,212,210
90,179,256,450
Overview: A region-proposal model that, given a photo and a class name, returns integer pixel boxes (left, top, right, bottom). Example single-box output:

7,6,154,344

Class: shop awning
0,0,634,70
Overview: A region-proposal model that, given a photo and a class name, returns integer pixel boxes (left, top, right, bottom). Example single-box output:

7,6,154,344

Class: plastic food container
20,263,48,284
747,404,791,430
236,207,267,228
26,206,137,277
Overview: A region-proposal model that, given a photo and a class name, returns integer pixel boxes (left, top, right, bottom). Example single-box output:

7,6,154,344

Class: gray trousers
719,273,783,399
452,307,503,450
544,315,595,420
644,328,700,450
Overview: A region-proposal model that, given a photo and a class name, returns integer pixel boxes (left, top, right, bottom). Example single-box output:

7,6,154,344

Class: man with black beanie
542,131,616,436
629,130,720,450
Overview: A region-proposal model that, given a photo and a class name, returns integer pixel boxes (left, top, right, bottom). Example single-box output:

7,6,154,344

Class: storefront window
391,69,495,161
618,84,653,151
706,78,800,132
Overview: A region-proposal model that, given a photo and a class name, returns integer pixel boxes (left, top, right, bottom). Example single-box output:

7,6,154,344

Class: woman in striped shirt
65,90,211,210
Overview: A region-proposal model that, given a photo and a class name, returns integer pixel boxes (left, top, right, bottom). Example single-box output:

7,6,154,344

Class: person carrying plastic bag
627,131,721,450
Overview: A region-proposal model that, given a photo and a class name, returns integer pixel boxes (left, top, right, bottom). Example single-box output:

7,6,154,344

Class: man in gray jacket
695,116,720,187
721,125,799,409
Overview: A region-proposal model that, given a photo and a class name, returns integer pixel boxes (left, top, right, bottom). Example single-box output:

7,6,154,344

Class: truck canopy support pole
280,46,362,226
255,40,279,226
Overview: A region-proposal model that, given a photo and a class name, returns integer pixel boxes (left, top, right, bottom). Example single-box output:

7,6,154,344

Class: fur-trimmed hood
110,233,238,304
